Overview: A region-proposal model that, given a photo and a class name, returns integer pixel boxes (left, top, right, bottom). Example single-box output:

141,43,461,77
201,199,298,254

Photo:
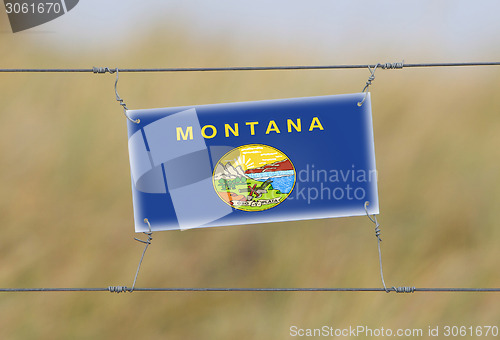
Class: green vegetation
216,176,285,211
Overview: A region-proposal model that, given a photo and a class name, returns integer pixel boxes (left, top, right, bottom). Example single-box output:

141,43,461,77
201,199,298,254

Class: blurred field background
1,2,500,339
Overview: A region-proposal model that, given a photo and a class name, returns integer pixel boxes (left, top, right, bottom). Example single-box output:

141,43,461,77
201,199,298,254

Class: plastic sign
126,93,379,232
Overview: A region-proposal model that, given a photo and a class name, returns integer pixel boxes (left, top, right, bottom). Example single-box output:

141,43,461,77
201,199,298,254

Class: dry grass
1,19,500,339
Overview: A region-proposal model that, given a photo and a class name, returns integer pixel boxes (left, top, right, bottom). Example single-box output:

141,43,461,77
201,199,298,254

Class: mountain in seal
214,162,250,180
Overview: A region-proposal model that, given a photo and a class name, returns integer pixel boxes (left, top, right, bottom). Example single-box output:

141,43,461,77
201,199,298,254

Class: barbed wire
0,287,499,293
0,61,499,73
1,60,499,294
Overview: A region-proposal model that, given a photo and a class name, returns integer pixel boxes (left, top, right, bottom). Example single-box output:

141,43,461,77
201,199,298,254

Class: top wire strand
0,62,499,73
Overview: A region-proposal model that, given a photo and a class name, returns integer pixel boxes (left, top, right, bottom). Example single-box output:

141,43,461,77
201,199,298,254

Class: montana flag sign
126,93,379,232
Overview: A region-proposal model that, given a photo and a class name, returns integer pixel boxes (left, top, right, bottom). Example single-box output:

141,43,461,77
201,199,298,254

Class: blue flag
126,93,379,232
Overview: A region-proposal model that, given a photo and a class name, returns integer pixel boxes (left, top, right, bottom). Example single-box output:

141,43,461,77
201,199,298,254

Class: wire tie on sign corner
364,201,388,292
128,218,154,293
357,60,404,106
107,219,153,294
364,201,415,294
364,201,382,242
114,68,140,124
134,218,153,245
357,64,378,107
93,66,140,124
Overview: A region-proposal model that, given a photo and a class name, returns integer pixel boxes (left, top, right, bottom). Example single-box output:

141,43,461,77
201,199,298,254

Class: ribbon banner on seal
126,93,379,232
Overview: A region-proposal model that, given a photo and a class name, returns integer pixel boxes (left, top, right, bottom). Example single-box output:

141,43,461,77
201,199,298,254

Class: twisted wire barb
108,286,128,294
380,61,404,69
92,67,114,74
